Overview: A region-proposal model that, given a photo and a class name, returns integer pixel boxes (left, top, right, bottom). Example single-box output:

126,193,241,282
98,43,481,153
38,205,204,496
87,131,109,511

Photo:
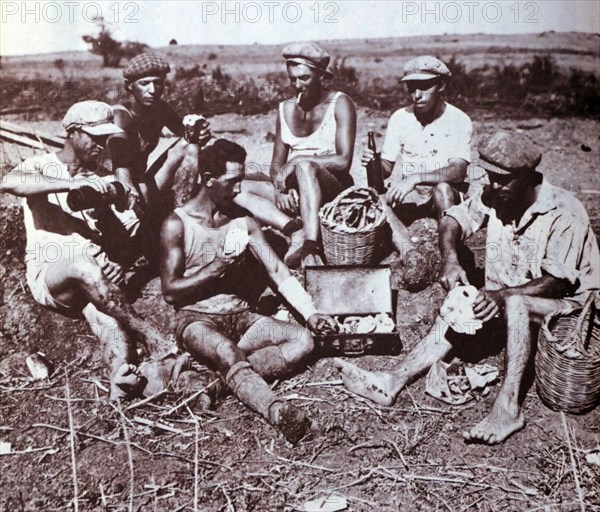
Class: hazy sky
1,0,599,56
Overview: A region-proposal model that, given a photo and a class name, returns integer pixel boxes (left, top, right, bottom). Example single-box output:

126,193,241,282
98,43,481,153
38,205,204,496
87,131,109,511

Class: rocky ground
1,111,599,511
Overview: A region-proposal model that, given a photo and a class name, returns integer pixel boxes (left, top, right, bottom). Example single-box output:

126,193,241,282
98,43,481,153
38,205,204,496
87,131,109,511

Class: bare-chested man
336,131,599,445
0,101,168,400
235,42,357,267
160,139,337,443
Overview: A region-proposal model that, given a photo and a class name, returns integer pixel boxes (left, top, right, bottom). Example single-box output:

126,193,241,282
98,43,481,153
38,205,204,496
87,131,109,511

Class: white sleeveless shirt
279,91,342,158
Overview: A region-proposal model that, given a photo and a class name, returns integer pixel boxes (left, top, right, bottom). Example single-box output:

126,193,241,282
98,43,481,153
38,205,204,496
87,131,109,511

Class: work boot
269,400,312,445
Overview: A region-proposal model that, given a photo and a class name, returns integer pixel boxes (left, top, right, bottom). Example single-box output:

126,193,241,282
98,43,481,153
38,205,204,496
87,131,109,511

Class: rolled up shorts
173,309,265,349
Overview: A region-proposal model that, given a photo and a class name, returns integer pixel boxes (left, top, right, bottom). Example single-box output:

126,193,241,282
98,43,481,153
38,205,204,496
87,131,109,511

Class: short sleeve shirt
381,102,472,204
444,179,600,306
12,152,138,266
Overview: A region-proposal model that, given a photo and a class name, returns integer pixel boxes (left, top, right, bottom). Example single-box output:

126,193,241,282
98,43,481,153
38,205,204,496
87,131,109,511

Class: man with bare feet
234,42,357,267
336,131,599,444
160,139,337,444
0,101,169,400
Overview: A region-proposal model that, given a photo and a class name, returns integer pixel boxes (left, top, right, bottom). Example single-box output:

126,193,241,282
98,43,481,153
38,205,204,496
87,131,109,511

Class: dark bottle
66,181,126,212
366,131,384,193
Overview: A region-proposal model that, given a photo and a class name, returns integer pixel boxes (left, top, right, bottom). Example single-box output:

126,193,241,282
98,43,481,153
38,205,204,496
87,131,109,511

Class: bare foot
333,358,398,406
138,353,191,397
110,363,142,400
462,399,525,445
284,228,304,269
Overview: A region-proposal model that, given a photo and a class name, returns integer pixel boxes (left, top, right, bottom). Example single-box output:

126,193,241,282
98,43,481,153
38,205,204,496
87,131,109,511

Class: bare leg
181,321,311,443
82,304,139,400
239,317,314,380
463,296,566,444
235,188,291,230
381,200,413,259
334,317,451,406
45,256,168,356
431,182,460,220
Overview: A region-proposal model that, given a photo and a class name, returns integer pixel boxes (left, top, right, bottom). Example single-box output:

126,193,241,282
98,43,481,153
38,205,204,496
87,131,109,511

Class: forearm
496,275,573,300
0,173,73,196
409,162,467,186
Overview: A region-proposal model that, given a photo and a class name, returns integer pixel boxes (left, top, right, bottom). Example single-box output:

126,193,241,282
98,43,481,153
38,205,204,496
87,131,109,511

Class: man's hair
199,139,247,179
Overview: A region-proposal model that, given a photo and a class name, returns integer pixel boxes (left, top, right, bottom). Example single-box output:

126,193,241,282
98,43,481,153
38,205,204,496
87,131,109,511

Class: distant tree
82,18,149,68
169,39,178,45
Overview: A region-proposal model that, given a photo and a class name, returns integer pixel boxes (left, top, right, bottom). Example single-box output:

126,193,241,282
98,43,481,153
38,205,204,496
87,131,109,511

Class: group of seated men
1,44,598,446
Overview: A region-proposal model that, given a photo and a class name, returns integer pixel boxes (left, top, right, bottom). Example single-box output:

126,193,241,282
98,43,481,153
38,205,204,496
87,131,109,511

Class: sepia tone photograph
1,1,599,510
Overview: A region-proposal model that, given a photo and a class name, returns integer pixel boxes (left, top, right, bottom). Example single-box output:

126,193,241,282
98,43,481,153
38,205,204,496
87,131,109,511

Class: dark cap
282,42,333,79
123,53,171,81
478,131,542,175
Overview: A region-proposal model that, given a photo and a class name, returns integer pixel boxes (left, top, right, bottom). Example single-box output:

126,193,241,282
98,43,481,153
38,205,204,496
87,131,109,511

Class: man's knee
72,258,106,289
282,325,314,363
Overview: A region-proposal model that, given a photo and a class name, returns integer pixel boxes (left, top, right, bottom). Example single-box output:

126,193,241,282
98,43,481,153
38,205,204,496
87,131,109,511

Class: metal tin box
304,266,401,357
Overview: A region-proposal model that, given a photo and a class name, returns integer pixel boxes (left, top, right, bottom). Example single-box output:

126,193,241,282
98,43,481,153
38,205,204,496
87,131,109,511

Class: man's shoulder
13,151,61,173
442,103,472,126
546,182,590,221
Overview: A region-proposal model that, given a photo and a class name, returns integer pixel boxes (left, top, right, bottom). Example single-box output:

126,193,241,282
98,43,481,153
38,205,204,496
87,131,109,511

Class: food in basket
320,188,385,233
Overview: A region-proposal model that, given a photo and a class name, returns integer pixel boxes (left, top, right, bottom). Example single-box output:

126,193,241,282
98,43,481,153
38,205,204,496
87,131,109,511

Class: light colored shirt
279,91,342,158
444,179,600,307
381,102,472,205
11,152,138,267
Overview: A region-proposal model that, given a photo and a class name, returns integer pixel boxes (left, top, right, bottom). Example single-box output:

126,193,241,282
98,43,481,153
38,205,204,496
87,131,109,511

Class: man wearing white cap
1,100,169,400
362,55,472,249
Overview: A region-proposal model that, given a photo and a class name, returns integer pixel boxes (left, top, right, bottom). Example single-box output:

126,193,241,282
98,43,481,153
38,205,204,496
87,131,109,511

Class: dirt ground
1,110,599,512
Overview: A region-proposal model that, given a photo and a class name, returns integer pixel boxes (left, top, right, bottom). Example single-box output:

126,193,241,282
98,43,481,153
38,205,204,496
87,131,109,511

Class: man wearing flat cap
107,53,211,268
336,131,599,445
0,100,171,400
363,55,472,253
235,42,357,267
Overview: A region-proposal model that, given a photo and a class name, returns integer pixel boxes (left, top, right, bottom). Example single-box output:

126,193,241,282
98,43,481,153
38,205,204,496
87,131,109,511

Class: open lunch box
304,265,402,357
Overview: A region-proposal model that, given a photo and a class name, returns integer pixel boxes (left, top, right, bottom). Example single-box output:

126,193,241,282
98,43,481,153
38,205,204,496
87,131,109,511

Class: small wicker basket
535,291,600,414
319,187,386,265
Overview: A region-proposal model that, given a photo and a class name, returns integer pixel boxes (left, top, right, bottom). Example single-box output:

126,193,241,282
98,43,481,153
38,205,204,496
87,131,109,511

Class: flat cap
62,101,123,136
282,42,333,78
478,132,542,175
401,55,451,82
123,53,171,81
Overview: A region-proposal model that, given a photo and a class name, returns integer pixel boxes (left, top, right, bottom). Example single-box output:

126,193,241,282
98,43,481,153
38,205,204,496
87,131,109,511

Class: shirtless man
235,42,357,267
336,131,600,445
0,101,168,400
362,56,472,255
160,139,337,443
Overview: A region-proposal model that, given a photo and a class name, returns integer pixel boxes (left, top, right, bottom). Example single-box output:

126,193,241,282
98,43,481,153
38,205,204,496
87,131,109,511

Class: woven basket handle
568,291,597,352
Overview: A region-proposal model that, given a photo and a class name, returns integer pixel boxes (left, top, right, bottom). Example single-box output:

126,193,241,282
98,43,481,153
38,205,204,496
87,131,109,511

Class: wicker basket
319,187,386,265
535,292,600,414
